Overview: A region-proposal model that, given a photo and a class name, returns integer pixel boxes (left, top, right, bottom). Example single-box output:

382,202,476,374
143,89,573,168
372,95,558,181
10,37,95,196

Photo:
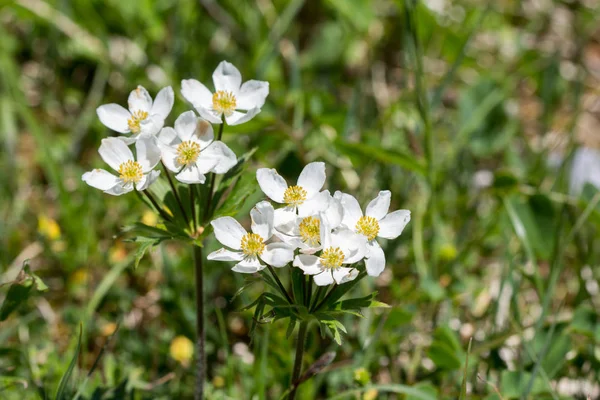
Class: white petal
174,111,199,141
378,210,411,239
196,106,223,124
96,104,131,133
232,257,264,273
104,183,134,196
298,190,330,217
322,192,343,229
136,170,160,191
256,168,287,203
365,241,385,277
117,136,137,145
212,61,242,94
135,137,161,173
99,138,134,171
150,86,174,120
366,190,391,220
332,229,367,264
194,156,219,175
260,243,294,267
82,169,119,191
176,165,206,184
274,208,299,236
313,271,334,286
237,80,269,110
139,118,163,136
181,79,213,108
160,145,181,173
211,217,247,250
332,267,358,285
334,191,363,229
570,147,600,195
293,255,322,275
207,248,244,262
200,141,237,174
250,201,274,240
157,127,178,146
224,108,260,126
297,162,326,197
128,86,153,113
195,119,215,149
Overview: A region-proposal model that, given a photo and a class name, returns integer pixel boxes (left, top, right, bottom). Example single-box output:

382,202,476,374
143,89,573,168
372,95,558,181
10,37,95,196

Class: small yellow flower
439,243,457,261
101,322,117,336
69,269,88,285
354,367,371,385
142,210,158,226
170,336,194,367
212,376,225,388
38,215,61,240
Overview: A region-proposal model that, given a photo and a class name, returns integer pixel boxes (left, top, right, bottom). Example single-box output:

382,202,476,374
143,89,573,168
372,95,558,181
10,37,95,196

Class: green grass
2,0,600,399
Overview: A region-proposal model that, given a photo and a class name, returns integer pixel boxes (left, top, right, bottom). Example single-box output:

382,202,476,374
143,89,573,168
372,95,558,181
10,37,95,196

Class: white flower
157,111,237,184
96,86,174,144
334,190,410,277
82,137,161,196
274,191,343,254
293,226,367,286
207,201,295,273
570,147,600,195
181,61,269,126
256,162,329,217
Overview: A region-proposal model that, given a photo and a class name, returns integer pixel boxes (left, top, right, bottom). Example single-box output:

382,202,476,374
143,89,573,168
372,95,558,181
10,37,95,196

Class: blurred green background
2,0,600,398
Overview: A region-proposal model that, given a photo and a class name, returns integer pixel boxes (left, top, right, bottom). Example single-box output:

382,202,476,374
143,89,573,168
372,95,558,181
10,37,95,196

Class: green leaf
0,263,48,321
132,238,160,270
499,371,551,399
328,384,438,400
427,326,464,370
212,172,258,220
55,324,82,400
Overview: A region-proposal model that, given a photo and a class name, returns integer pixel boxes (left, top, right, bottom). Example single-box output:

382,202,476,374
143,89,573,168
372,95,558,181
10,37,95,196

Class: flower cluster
83,61,269,193
209,163,411,286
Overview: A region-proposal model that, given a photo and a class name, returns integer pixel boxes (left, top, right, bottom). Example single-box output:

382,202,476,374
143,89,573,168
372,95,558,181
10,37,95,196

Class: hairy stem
190,183,197,234
141,191,171,222
204,121,225,220
161,162,190,225
267,265,293,304
193,244,205,400
288,320,308,400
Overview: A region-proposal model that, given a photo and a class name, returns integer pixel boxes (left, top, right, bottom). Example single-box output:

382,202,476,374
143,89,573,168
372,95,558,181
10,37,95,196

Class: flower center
212,90,237,117
320,247,345,269
283,185,307,206
240,233,265,257
176,140,201,166
118,160,143,184
299,216,320,246
127,110,148,134
355,216,380,241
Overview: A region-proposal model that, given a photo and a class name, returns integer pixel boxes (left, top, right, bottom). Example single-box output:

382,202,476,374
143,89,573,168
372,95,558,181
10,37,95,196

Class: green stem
204,121,225,221
162,161,190,225
313,284,338,312
190,184,197,234
309,286,326,313
141,191,171,222
288,320,308,400
193,244,205,400
305,275,312,308
267,265,293,304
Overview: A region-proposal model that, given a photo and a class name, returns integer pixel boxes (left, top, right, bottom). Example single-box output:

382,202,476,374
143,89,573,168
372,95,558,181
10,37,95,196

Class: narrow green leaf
55,324,82,400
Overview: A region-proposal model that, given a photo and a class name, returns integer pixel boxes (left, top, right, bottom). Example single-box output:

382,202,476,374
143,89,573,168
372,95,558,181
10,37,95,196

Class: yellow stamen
299,216,320,246
320,247,344,269
240,233,265,257
283,185,307,206
127,110,148,134
118,160,143,184
176,140,201,166
355,216,379,241
212,90,237,117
